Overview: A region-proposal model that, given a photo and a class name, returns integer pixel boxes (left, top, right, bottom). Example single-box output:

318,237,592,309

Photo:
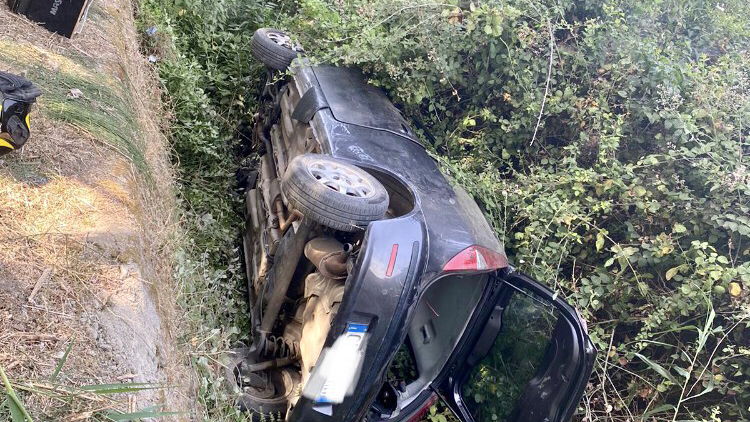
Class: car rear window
462,287,560,422
312,66,416,140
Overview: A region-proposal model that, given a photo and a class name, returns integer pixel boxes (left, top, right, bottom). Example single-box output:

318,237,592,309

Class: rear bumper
289,214,427,421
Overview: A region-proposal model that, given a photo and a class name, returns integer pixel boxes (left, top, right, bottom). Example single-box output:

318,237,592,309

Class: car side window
461,287,560,422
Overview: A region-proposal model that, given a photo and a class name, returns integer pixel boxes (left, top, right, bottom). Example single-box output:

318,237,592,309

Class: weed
1,363,173,422
281,0,750,419
0,47,149,175
1,364,33,422
137,0,280,418
138,0,750,420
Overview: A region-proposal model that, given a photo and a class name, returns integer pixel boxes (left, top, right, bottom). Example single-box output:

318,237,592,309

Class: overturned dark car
227,28,596,422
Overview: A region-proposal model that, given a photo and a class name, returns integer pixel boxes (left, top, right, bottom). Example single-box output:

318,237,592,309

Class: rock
68,88,83,99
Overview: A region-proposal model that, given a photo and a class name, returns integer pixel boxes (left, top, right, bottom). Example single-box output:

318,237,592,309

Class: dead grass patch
1,0,191,420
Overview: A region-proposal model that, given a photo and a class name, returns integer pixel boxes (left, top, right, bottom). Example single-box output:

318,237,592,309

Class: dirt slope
0,1,192,419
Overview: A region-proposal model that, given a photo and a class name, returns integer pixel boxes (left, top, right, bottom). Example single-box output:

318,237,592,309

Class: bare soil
0,0,192,419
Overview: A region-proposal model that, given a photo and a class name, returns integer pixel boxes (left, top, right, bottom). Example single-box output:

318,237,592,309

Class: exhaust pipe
304,237,349,279
260,218,314,334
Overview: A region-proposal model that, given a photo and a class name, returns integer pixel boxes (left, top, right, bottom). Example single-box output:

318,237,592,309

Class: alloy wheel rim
308,161,374,198
267,31,301,51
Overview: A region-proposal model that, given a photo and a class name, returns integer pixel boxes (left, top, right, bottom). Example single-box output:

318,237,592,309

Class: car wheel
226,349,300,416
251,28,303,71
282,154,389,232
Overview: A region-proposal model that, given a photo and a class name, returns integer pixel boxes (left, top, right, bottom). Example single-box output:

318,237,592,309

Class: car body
234,28,596,422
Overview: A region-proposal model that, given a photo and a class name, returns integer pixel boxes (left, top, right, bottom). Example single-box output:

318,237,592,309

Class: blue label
346,323,368,334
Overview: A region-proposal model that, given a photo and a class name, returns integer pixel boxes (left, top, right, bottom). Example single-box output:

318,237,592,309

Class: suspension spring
262,334,300,360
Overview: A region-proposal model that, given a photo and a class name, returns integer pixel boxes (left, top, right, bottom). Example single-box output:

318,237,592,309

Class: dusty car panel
292,64,508,277
310,66,418,141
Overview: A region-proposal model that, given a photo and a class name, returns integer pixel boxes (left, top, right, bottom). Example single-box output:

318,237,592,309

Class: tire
225,349,299,416
251,28,303,71
282,154,390,232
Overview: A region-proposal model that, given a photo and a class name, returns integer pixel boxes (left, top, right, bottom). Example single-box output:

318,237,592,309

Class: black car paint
293,66,504,274
286,65,507,421
271,64,594,421
307,67,419,141
289,219,425,421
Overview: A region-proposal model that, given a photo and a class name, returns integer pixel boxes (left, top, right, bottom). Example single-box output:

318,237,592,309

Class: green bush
140,0,750,419
137,0,277,418
279,0,750,420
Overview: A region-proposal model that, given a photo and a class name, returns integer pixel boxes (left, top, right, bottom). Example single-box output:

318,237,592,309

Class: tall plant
281,0,750,419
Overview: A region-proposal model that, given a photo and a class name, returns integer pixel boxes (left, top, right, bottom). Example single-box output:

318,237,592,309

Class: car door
434,268,596,422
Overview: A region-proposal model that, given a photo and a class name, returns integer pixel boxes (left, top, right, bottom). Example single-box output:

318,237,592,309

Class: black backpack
1,71,41,155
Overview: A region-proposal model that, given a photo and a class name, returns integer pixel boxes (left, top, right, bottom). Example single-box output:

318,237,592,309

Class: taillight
443,245,508,272
407,393,438,422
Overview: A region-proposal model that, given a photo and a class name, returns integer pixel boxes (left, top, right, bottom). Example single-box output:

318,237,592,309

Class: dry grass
0,0,192,420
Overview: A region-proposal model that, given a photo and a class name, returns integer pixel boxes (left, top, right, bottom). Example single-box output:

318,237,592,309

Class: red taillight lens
443,245,508,272
407,393,438,422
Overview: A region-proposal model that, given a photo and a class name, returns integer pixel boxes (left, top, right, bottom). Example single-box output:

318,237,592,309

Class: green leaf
105,410,182,421
50,339,75,382
685,378,715,401
633,186,647,196
637,281,649,295
80,383,163,395
673,366,690,379
642,404,676,417
696,307,716,351
0,365,32,422
3,398,25,422
673,223,687,233
634,353,677,383
666,266,680,281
